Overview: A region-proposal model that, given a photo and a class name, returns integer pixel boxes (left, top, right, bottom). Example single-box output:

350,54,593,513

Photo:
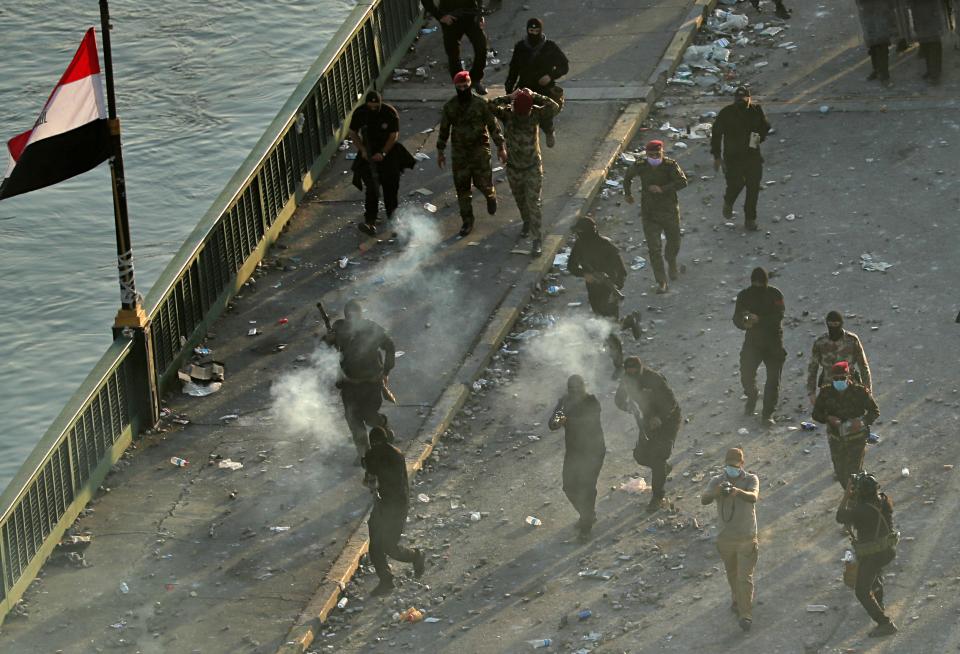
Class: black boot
876,44,891,86
925,40,942,85
866,46,880,81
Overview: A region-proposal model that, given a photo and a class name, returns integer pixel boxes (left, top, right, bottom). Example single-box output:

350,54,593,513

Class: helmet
852,471,879,497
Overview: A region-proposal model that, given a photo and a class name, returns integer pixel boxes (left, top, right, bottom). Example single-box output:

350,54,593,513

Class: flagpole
99,0,146,329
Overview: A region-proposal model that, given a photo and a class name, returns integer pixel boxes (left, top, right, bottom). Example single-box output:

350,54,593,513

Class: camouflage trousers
506,163,543,240
452,151,495,220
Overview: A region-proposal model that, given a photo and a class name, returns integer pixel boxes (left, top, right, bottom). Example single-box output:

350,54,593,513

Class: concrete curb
275,2,716,652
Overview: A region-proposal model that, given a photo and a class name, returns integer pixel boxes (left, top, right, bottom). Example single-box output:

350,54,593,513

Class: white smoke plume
524,312,616,400
269,344,347,452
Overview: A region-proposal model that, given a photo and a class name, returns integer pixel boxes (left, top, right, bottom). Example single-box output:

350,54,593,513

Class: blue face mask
724,465,741,478
646,157,663,167
833,379,848,392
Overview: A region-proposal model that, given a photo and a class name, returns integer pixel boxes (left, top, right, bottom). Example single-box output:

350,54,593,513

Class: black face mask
735,98,749,109
456,87,472,103
828,326,844,340
527,32,544,45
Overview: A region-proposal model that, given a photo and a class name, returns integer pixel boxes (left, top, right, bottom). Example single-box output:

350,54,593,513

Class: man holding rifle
321,300,397,464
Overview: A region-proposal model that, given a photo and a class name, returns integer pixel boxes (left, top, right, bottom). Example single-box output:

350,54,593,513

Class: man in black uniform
813,361,880,488
362,426,426,596
325,300,396,463
349,91,416,236
549,375,606,541
732,267,785,426
615,356,682,512
504,17,569,147
836,472,899,637
567,217,641,375
422,0,490,94
711,87,771,231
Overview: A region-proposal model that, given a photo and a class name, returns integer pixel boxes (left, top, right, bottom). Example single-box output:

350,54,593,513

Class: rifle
579,262,625,301
317,301,398,405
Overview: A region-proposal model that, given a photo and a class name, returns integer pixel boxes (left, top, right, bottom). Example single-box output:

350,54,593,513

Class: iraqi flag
0,28,112,201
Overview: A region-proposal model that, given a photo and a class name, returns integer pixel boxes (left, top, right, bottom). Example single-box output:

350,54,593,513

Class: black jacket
733,285,785,348
363,441,409,508
710,102,771,160
568,234,626,289
330,318,396,381
550,393,605,457
505,38,569,93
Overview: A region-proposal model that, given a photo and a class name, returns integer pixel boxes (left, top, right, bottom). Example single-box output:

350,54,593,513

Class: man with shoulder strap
836,471,898,637
812,361,880,488
701,447,760,633
324,300,396,464
504,17,569,147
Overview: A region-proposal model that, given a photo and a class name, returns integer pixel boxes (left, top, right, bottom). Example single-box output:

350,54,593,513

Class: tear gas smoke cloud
269,345,347,452
522,313,616,405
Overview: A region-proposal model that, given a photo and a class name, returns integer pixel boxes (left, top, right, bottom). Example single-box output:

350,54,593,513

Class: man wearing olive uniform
806,310,873,406
624,140,688,294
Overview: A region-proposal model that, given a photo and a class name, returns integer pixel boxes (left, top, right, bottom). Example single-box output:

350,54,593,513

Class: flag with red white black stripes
0,28,112,201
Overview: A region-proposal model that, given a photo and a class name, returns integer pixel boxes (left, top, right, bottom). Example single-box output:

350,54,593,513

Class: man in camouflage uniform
806,310,873,406
624,140,688,294
437,71,507,237
489,88,559,256
813,361,880,489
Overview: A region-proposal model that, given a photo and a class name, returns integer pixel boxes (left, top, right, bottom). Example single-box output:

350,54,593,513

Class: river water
0,1,355,491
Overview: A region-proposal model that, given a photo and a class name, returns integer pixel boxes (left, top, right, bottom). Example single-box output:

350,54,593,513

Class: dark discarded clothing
615,368,682,498
813,383,879,486
550,394,606,527
422,1,488,81
363,441,416,581
734,284,785,417
837,496,896,624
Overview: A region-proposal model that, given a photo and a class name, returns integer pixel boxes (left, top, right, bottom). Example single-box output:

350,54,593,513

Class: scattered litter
424,616,442,623
269,526,291,533
901,467,910,478
737,427,749,435
414,151,430,161
470,511,482,522
618,477,648,494
218,459,244,471
338,256,349,269
423,202,438,213
511,329,541,341
396,351,406,357
277,317,288,325
415,66,428,78
867,432,880,444
398,607,424,623
605,179,623,189
414,187,433,196
345,152,357,160
806,604,828,613
119,582,130,594
417,493,431,503
578,569,613,580
546,285,564,296
819,105,830,113
567,302,583,307
714,12,749,31
247,328,259,336
493,166,504,173
800,421,817,430
337,597,349,610
420,26,438,34
182,381,222,397
169,457,189,468
179,361,225,397
630,256,647,270
860,253,893,272
619,152,636,164
683,44,731,64
220,414,240,422
193,346,211,356
760,26,784,36
420,127,434,134
553,248,571,268
525,515,543,527
527,639,552,649
667,77,696,87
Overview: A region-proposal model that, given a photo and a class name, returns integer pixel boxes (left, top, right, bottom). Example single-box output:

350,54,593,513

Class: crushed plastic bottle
806,604,828,612
525,516,542,527
169,457,188,467
901,467,910,478
867,432,880,444
527,639,552,649
119,582,130,594
800,421,817,431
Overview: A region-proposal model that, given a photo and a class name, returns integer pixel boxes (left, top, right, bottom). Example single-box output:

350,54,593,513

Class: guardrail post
113,325,160,435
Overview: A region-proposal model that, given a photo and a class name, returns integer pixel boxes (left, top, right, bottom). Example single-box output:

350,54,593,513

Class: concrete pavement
297,2,960,653
0,1,714,652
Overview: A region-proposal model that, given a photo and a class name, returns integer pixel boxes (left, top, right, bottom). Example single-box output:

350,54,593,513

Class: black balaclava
456,87,473,103
825,310,844,340
526,17,545,45
750,266,768,288
734,86,751,109
567,374,586,402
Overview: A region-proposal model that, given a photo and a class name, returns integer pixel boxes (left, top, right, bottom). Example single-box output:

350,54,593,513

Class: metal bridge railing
0,0,424,623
